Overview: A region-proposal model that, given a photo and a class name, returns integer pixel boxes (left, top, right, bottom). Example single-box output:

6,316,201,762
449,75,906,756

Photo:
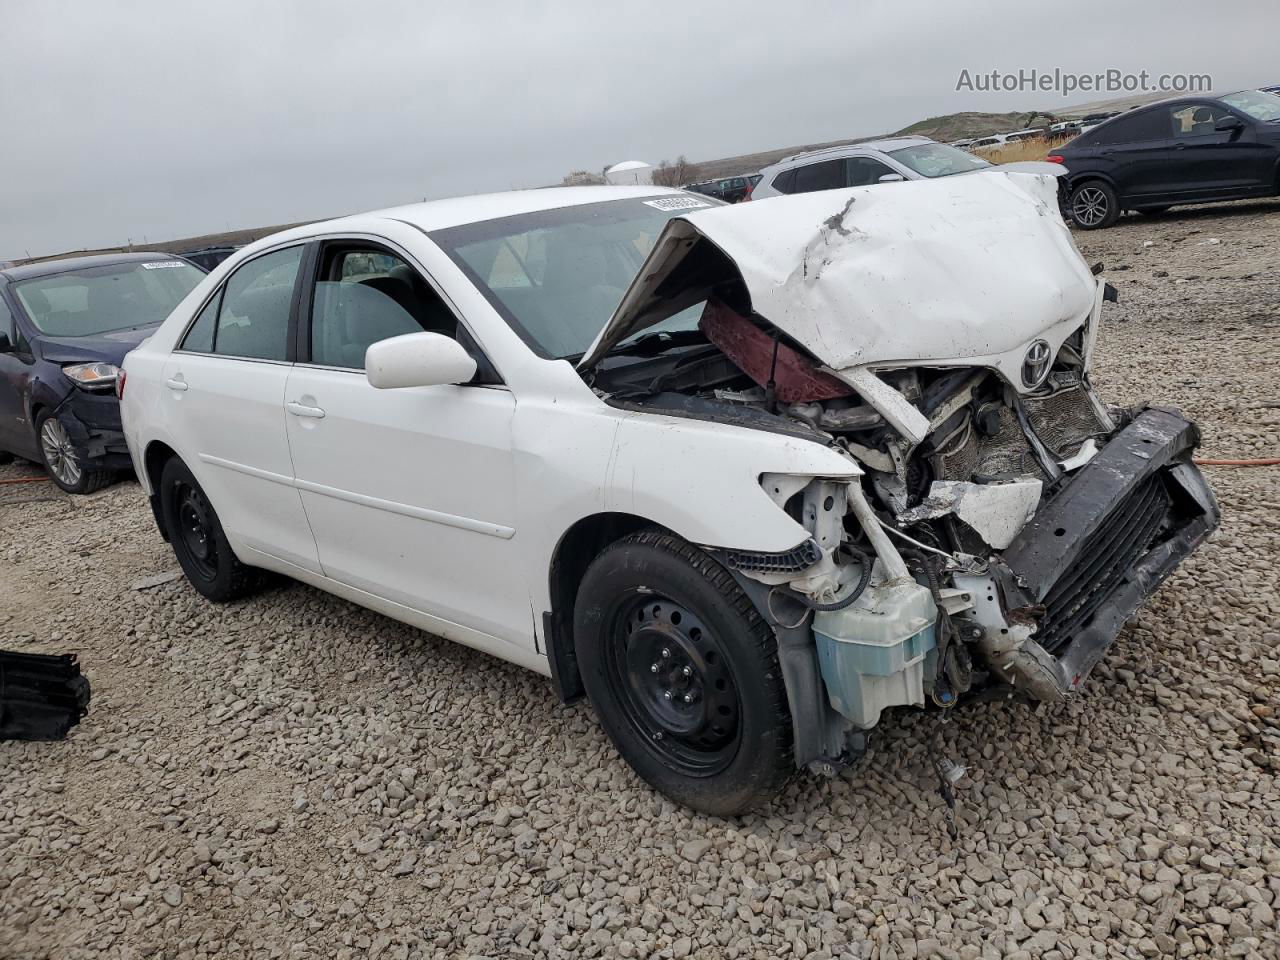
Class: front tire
574,530,792,815
159,457,258,602
35,410,113,494
1069,180,1120,229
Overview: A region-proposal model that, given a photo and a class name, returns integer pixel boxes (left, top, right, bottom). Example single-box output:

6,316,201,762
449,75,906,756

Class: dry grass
984,134,1075,164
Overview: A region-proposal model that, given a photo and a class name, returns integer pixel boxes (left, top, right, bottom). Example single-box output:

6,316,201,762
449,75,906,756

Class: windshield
1220,90,1280,122
432,195,715,359
888,143,992,177
15,260,205,337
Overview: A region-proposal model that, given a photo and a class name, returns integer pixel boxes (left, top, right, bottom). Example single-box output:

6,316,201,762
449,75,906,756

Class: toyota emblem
1021,339,1052,388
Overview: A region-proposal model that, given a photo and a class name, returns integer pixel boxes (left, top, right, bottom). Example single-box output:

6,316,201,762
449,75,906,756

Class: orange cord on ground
1193,458,1280,467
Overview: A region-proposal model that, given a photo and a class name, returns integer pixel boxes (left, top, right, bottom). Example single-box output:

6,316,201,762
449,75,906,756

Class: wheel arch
543,511,673,703
141,439,180,540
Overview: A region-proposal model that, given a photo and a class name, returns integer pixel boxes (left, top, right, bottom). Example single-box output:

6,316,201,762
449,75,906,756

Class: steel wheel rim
176,482,218,580
40,418,81,487
607,594,742,776
1072,186,1109,226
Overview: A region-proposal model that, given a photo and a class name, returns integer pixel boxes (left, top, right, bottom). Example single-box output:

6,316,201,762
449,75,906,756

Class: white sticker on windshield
141,261,186,269
643,197,711,211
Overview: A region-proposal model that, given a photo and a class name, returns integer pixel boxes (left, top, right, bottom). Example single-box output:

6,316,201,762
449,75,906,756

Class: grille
1024,376,1110,459
1034,475,1171,654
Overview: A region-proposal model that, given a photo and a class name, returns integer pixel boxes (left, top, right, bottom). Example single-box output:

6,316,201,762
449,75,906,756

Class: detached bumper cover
54,390,131,470
997,406,1218,693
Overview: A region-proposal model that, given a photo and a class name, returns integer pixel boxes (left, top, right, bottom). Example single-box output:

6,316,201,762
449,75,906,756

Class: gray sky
2,0,1274,259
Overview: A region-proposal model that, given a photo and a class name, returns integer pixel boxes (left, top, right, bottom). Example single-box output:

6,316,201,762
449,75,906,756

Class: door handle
165,377,188,392
286,400,326,419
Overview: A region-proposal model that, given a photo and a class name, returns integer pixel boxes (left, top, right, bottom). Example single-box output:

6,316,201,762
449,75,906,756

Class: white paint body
122,178,1095,678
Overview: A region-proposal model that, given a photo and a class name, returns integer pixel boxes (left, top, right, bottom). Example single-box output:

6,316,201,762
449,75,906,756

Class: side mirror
877,173,906,183
365,332,477,389
1214,115,1244,132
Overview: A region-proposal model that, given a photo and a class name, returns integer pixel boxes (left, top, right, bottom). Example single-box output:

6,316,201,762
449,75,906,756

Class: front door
1165,103,1272,199
160,244,321,574
283,241,527,648
0,295,34,455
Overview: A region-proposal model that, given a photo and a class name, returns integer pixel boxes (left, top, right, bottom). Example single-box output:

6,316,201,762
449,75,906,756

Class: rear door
0,292,34,454
160,244,321,574
1086,109,1176,203
789,158,848,195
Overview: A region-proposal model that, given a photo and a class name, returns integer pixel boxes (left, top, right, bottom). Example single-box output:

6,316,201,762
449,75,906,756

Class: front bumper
990,406,1219,696
53,389,132,471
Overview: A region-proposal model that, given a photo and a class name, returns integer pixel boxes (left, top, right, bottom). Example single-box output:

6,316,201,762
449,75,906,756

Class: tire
1068,180,1120,229
574,530,792,815
158,457,258,602
0,449,14,465
34,410,114,494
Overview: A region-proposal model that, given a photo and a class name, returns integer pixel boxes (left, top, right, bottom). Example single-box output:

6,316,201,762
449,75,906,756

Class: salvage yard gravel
3,198,1279,959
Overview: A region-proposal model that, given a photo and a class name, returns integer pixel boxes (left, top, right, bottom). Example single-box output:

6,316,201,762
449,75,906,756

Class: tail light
1046,155,1065,164
115,369,127,400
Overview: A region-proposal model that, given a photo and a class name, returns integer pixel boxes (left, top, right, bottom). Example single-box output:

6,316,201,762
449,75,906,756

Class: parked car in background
121,181,1216,814
179,245,239,272
1053,89,1280,228
0,253,205,492
751,136,1063,199
685,176,754,203
1259,85,1280,95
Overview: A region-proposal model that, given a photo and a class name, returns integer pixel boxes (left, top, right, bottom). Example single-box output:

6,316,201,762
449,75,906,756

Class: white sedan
122,180,1216,814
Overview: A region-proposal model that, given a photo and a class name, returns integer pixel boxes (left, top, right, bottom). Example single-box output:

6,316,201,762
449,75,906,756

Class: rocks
2,198,1279,958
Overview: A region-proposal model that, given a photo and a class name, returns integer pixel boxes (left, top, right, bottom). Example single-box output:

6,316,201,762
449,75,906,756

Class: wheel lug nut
683,693,695,703
663,690,673,701
661,648,671,659
650,663,659,673
682,666,692,677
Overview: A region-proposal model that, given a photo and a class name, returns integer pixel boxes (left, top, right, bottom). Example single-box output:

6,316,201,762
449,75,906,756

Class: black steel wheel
575,530,792,815
159,457,258,602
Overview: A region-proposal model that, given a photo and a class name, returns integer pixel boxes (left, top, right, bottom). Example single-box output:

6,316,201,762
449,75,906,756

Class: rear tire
574,530,792,815
35,410,114,494
1069,180,1120,229
159,457,258,602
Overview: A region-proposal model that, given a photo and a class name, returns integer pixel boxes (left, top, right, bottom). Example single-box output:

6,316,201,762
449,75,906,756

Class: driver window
1169,104,1228,138
309,246,460,370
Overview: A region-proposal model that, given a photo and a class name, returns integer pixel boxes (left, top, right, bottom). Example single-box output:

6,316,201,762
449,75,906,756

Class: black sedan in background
0,253,205,492
1053,89,1280,228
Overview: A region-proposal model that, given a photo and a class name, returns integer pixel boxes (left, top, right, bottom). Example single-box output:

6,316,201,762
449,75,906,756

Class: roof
774,136,932,167
0,251,184,283
316,186,683,236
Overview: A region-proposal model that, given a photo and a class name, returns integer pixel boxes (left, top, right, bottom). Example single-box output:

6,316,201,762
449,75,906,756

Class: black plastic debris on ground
0,650,91,741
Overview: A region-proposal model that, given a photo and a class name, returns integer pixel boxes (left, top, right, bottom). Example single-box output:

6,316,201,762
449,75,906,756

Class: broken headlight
62,362,120,390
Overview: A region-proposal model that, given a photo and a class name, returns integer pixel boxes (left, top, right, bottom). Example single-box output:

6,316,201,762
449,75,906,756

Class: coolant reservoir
812,564,937,729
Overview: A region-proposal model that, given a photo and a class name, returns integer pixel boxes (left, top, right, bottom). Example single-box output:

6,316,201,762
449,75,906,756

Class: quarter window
309,247,460,370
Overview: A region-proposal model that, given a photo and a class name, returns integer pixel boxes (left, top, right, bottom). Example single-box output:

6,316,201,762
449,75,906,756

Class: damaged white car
121,178,1218,814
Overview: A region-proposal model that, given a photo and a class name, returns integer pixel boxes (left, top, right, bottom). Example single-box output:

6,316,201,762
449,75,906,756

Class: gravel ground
2,198,1279,960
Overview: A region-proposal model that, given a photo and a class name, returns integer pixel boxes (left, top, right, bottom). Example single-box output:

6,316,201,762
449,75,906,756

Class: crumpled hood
580,172,1097,378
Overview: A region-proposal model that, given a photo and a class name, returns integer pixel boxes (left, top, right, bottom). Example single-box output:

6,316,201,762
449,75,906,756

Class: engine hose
786,548,874,612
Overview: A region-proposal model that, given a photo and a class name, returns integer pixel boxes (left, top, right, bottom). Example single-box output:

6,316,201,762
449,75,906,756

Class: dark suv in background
0,253,205,492
1054,89,1280,228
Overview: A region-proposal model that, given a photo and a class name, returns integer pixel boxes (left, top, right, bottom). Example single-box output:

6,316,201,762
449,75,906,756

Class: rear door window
1086,110,1168,145
791,159,847,194
209,246,303,361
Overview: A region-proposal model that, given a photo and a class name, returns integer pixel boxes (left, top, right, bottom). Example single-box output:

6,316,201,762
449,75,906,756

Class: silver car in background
751,135,1063,199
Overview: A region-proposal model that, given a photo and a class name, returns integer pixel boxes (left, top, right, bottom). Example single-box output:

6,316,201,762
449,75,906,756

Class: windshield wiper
610,329,705,357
